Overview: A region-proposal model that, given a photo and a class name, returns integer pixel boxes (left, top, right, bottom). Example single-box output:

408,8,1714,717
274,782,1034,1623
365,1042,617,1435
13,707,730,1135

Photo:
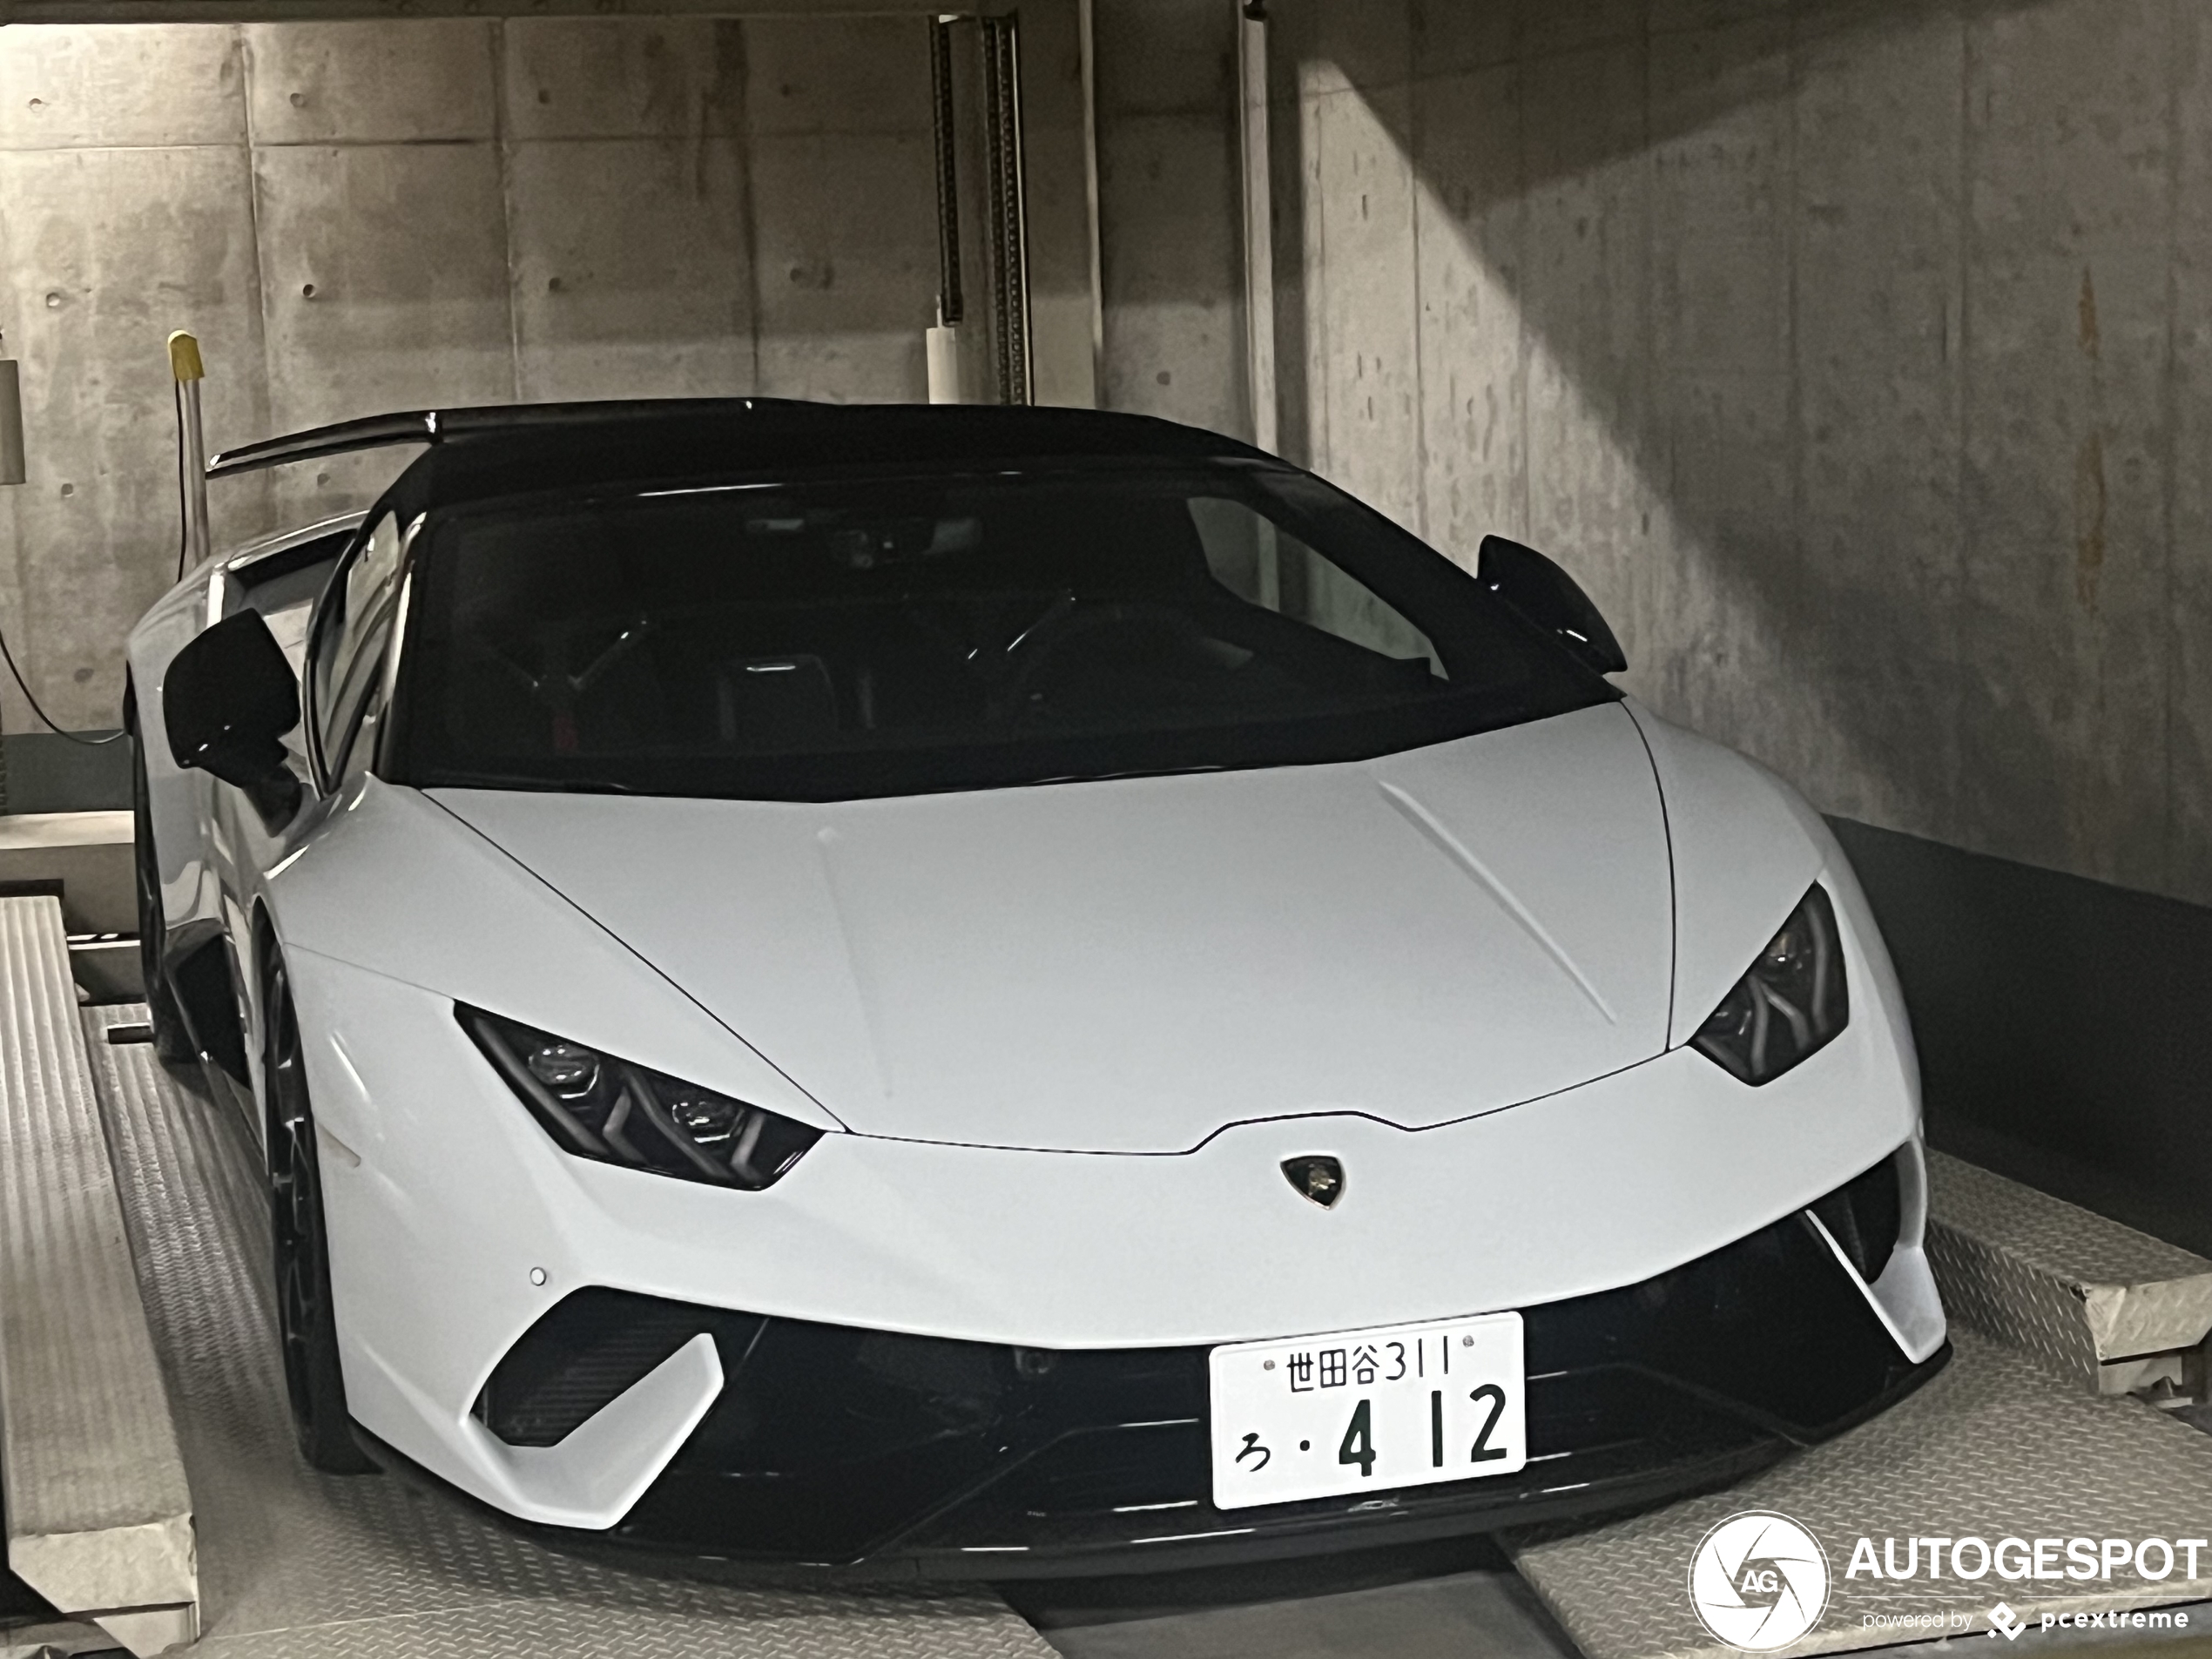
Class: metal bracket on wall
979,14,1032,406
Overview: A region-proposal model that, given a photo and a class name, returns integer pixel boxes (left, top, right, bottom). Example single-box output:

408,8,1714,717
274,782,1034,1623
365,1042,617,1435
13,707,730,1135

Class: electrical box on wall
0,332,24,486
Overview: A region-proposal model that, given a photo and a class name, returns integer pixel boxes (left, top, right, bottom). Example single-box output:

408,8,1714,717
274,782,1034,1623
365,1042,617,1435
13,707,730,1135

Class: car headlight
1689,884,1849,1084
459,1005,824,1189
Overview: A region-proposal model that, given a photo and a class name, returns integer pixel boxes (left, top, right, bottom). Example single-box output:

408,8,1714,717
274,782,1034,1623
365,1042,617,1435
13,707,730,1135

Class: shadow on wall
1260,0,2212,909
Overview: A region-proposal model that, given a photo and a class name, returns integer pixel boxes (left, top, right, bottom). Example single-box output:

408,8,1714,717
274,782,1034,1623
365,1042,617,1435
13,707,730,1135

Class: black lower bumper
387,1163,1944,1577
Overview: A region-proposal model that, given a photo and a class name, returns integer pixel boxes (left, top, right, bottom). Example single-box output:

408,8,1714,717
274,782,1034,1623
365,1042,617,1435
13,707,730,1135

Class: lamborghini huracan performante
128,400,1946,1575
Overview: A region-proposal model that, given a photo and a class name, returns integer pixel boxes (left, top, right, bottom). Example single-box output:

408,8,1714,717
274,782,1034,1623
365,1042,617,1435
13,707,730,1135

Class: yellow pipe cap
166,330,204,383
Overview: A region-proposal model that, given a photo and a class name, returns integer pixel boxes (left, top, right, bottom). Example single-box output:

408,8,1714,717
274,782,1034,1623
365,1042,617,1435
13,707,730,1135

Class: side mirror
1476,536,1628,675
164,610,305,827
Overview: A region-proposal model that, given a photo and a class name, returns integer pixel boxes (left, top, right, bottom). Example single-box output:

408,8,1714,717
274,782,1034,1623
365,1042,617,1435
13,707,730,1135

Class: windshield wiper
1018,764,1229,789
428,770,637,795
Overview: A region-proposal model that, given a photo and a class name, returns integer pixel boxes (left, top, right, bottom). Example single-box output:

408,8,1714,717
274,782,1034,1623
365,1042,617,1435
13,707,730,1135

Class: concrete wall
1260,0,2212,907
0,16,941,733
1090,0,1246,436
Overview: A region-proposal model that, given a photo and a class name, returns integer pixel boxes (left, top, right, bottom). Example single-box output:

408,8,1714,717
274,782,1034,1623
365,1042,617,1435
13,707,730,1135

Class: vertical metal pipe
167,331,211,573
1238,4,1278,455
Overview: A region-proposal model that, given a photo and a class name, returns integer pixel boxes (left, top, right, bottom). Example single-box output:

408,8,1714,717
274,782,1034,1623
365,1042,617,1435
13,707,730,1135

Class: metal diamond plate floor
76,1003,1055,1659
1925,1151,2212,1392
1511,1328,2212,1659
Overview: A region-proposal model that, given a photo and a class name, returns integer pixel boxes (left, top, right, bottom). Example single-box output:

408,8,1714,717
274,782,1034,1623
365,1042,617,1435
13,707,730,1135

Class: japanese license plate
1208,1312,1526,1509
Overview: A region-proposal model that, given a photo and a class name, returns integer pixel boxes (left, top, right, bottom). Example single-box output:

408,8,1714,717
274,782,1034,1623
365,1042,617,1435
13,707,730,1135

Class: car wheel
263,950,375,1474
130,728,196,1063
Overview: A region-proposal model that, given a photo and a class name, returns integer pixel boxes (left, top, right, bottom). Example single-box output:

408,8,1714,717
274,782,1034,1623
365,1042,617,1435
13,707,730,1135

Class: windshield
388,462,1615,801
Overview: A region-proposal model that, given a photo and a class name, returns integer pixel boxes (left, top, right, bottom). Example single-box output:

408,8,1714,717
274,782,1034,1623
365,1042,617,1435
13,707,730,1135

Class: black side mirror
164,610,305,828
1476,536,1628,675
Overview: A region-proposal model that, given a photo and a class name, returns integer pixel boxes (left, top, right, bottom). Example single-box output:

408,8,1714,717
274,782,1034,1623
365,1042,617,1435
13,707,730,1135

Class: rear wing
205,398,781,480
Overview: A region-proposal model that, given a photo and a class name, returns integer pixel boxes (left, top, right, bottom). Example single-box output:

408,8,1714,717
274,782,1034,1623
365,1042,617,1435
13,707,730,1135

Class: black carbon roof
209,399,1275,511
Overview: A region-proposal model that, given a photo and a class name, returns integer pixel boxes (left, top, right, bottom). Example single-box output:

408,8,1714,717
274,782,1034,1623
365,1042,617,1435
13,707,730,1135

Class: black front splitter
350,1163,1947,1580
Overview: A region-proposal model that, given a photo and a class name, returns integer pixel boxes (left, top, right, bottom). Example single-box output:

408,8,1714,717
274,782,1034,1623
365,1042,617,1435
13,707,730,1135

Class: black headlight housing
1689,884,1849,1085
460,1005,824,1189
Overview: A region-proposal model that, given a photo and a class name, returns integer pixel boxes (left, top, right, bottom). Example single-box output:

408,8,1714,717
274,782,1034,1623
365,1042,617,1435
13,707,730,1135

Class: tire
130,728,197,1063
263,950,376,1474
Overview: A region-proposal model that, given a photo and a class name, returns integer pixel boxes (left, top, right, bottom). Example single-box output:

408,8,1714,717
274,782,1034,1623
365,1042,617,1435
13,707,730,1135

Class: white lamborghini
126,399,1946,1573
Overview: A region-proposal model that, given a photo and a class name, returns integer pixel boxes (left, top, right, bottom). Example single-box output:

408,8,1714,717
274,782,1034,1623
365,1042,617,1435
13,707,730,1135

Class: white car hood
433,702,1674,1154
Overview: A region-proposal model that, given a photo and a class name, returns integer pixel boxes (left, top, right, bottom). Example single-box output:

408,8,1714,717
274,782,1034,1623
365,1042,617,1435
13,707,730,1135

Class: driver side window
313,513,406,779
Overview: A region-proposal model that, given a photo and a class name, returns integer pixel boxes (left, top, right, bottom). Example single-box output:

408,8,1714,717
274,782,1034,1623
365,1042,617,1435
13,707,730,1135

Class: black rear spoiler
205,398,787,479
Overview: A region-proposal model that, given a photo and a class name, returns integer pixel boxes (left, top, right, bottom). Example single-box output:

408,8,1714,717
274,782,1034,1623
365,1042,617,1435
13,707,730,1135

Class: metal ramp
0,899,196,1657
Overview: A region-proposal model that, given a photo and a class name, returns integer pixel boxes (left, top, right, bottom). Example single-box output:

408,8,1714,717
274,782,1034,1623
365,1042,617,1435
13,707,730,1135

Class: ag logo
1688,1511,1831,1650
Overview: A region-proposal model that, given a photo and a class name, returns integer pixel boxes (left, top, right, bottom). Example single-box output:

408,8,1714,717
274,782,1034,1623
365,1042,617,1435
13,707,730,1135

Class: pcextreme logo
1689,1511,1831,1651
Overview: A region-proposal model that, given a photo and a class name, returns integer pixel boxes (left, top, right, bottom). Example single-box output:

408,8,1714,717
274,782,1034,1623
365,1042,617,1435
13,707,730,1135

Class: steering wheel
470,617,652,708
464,617,652,751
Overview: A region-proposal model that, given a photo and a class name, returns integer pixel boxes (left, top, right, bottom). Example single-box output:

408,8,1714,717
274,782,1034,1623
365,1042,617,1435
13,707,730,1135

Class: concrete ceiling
0,0,994,22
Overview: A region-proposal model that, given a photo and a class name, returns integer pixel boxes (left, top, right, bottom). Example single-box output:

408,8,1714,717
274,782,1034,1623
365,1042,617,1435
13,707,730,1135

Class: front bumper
374,1175,1945,1577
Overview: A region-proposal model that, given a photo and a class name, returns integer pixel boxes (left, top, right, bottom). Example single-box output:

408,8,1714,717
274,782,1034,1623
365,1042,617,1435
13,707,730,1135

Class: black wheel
263,951,376,1474
130,726,196,1062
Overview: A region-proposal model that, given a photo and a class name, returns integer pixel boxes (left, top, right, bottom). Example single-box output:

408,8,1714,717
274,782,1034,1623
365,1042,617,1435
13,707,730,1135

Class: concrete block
2171,3,2212,902
1092,0,1236,118
502,17,743,142
1791,2,1966,840
1407,0,1514,78
0,24,244,150
1649,0,1790,36
507,136,753,402
1097,111,1242,431
244,21,496,145
1957,0,2178,895
1411,64,1526,564
0,811,133,934
251,140,513,519
1284,0,1408,98
0,144,269,731
1304,82,1420,532
744,15,931,137
1642,17,1797,761
1648,17,1791,377
748,132,934,402
1516,39,1655,679
1517,0,1643,63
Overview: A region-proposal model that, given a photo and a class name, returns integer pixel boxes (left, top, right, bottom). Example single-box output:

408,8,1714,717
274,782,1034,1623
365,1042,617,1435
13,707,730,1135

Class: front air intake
475,1289,760,1447
1810,1151,1904,1285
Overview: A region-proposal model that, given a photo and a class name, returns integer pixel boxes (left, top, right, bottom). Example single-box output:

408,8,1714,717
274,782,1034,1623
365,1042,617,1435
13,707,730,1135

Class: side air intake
475,1289,759,1448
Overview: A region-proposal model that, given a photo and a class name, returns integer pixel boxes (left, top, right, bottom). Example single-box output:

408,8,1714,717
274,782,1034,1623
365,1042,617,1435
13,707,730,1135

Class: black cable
0,616,124,745
0,380,174,751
